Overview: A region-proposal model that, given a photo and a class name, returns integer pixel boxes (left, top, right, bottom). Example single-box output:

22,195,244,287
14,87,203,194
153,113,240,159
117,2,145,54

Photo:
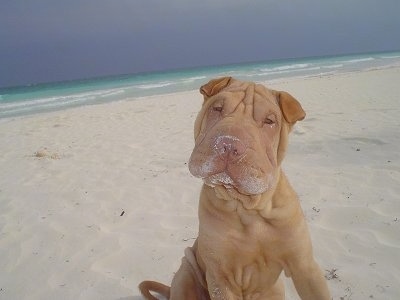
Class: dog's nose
214,136,246,161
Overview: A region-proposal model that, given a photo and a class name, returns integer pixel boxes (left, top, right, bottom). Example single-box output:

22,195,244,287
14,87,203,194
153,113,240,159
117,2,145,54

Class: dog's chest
200,212,283,296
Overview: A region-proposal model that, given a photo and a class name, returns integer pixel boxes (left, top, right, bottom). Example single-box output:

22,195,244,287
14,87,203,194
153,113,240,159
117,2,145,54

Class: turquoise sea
1,51,400,119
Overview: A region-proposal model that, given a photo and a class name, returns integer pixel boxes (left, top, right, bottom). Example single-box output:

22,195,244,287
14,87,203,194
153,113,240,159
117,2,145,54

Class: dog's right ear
274,91,306,124
200,77,232,98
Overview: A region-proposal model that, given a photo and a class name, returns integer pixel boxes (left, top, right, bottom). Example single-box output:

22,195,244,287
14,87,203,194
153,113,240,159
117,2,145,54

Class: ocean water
1,51,400,119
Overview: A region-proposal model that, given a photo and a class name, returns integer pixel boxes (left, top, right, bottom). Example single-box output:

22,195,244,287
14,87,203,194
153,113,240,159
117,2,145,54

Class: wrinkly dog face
189,77,305,205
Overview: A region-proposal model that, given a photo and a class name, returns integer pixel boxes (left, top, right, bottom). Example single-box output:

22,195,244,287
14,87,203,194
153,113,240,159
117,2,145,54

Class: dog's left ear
275,91,306,124
200,77,232,98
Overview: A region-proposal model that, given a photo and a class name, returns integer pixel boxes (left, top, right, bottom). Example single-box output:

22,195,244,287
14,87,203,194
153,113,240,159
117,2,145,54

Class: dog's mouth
203,174,244,201
203,171,272,196
203,172,234,188
203,172,239,194
203,173,268,208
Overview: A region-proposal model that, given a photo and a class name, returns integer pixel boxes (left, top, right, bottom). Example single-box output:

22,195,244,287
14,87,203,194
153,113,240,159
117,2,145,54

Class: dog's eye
264,114,276,125
213,106,223,112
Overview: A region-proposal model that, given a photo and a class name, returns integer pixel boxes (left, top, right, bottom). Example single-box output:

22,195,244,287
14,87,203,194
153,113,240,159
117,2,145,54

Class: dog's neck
202,169,300,223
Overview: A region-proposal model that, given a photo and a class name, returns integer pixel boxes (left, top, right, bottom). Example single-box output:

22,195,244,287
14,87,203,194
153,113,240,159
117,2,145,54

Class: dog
139,77,330,299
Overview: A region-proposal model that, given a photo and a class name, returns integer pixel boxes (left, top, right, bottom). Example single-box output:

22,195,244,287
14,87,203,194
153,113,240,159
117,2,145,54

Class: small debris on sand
34,148,60,159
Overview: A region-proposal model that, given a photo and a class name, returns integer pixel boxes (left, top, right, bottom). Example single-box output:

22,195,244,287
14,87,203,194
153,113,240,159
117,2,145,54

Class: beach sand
0,67,399,299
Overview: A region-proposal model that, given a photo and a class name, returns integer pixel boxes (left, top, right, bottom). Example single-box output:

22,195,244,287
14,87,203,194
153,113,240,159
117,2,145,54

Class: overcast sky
1,0,399,88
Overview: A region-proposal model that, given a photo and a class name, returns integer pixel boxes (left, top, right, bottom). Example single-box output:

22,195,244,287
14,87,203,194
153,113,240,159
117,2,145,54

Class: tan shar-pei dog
139,77,330,299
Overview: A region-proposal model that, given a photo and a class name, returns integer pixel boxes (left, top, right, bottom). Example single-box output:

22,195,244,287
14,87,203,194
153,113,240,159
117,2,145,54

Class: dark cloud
1,0,399,87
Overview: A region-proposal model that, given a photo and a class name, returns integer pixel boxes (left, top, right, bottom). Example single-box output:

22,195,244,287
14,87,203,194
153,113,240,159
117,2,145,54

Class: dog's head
188,77,305,207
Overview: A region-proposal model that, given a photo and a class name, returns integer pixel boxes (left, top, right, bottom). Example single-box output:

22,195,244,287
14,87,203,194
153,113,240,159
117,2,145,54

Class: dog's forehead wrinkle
226,80,250,91
228,84,278,120
211,92,242,106
224,85,265,118
244,83,255,103
244,92,255,117
255,84,279,106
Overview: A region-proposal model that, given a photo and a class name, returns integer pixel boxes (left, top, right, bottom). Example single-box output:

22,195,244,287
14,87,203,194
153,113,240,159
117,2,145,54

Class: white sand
0,67,399,299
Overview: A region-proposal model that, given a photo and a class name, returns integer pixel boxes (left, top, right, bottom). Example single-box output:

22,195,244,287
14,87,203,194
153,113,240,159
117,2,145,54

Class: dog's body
139,77,330,299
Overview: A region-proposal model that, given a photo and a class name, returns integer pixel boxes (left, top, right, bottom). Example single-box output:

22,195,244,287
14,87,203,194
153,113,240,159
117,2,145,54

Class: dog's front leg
288,257,331,300
169,255,210,300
